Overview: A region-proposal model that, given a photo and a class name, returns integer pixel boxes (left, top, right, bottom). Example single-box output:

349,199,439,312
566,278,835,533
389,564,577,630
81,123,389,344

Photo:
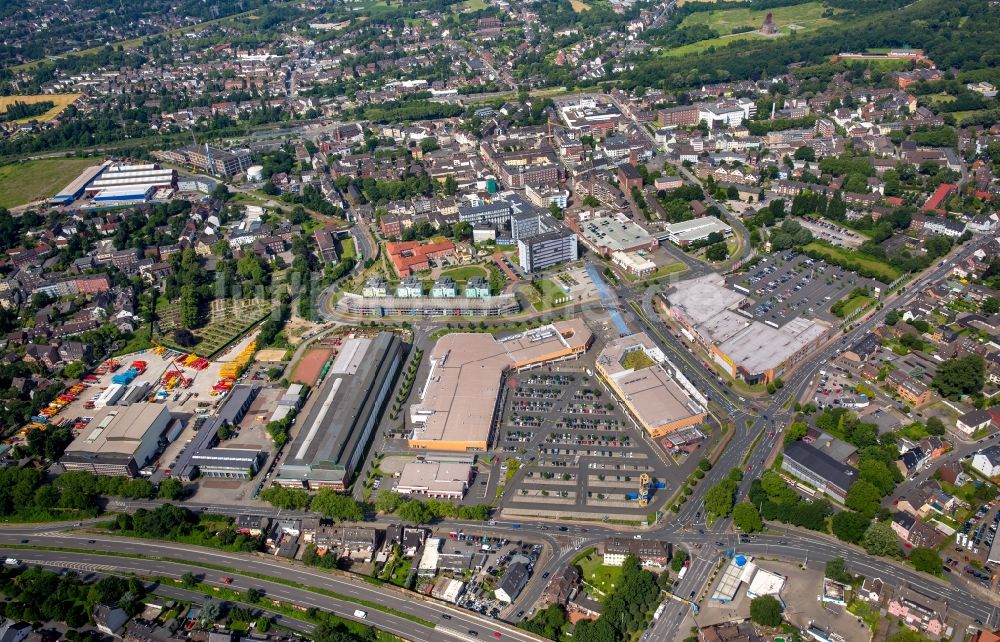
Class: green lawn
527,278,572,311
924,93,956,105
622,350,656,371
0,158,103,209
681,1,832,31
340,238,357,261
439,264,489,282
839,295,874,318
663,1,837,57
802,241,902,281
577,553,623,600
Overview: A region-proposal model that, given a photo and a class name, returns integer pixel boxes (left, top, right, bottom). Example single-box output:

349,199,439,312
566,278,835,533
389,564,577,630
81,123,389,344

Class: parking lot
948,501,1000,593
727,252,883,326
496,363,674,520
799,217,864,248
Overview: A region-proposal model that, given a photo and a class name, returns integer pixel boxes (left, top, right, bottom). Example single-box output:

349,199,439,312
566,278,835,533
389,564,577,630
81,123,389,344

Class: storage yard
23,333,260,457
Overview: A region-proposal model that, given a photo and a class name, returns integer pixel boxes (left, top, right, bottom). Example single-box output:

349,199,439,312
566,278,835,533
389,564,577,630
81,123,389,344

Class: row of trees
260,487,366,521
373,492,491,523
111,503,263,553
0,468,182,521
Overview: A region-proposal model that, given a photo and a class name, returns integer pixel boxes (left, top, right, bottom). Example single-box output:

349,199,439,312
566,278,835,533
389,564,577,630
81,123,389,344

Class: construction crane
638,473,651,508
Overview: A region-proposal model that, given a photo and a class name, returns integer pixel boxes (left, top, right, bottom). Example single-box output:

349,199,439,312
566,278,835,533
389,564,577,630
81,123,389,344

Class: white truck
4,558,19,566
353,610,367,619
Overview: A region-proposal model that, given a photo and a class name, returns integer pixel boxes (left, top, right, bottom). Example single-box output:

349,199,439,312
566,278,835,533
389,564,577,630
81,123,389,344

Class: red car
493,633,501,639
221,577,233,584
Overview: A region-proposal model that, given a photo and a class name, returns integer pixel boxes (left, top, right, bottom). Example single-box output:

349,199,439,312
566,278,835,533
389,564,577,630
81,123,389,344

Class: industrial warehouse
275,332,405,490
595,332,707,437
408,319,593,452
60,403,175,477
49,161,177,206
664,274,830,385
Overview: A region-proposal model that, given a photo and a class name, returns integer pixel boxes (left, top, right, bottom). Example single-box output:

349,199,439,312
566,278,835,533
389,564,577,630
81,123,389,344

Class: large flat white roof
410,320,592,447
667,274,830,376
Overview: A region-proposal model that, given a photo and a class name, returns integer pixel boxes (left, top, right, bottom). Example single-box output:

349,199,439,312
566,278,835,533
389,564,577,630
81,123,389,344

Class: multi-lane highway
0,527,547,642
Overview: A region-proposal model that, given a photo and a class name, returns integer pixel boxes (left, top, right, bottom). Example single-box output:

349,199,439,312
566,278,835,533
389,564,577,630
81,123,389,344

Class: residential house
957,409,993,436
602,538,671,567
973,445,1000,478
541,564,580,608
0,621,30,642
94,604,130,636
886,585,949,637
495,562,529,603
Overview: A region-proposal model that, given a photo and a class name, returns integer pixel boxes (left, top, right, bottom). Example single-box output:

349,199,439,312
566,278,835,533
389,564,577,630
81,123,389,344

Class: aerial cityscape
1,0,1000,642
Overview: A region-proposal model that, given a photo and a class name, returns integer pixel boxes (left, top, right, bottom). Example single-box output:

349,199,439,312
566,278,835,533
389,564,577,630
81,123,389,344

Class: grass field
802,241,902,281
577,553,623,600
570,0,592,11
526,278,572,311
0,94,80,123
340,237,357,261
439,264,489,282
0,157,101,209
839,294,874,318
664,1,836,57
454,0,487,10
924,93,956,105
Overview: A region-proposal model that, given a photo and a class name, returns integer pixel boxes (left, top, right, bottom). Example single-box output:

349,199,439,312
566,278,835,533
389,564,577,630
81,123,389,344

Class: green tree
862,520,899,557
260,486,312,510
783,422,808,445
157,478,185,500
397,499,434,523
704,479,737,518
831,511,870,544
732,503,763,532
983,297,1000,315
909,547,942,575
181,572,199,588
212,184,231,202
374,491,404,514
925,416,945,436
749,595,783,627
858,460,895,495
670,548,689,573
824,558,854,584
845,480,882,517
705,242,728,261
63,361,86,379
932,355,985,399
179,284,200,329
310,489,364,521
